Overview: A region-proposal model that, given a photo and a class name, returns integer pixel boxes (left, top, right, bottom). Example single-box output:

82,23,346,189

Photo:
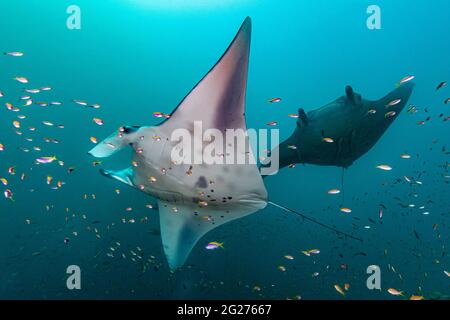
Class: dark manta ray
268,82,415,170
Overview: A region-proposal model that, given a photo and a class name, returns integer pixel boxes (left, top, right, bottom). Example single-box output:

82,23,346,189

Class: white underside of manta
88,17,269,270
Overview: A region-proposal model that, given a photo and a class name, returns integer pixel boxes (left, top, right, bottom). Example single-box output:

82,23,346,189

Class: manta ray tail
268,201,362,242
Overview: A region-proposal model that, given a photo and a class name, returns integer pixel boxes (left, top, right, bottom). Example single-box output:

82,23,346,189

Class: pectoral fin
158,200,212,271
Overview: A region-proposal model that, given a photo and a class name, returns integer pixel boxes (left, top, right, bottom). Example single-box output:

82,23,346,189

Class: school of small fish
1,47,449,300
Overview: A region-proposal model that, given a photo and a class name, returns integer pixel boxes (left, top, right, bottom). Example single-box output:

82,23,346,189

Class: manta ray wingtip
240,16,252,33
399,81,415,92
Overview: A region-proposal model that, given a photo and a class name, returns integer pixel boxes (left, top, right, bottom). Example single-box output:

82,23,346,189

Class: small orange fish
198,200,208,207
327,189,341,195
334,284,345,296
5,52,24,57
302,249,320,256
73,100,88,106
36,156,57,164
25,89,40,94
387,99,401,107
387,288,403,296
397,75,415,86
376,164,392,171
4,189,13,201
14,76,28,84
268,98,281,103
93,118,104,126
385,111,396,118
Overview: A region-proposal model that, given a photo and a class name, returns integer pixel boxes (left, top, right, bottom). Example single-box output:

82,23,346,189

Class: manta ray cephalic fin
99,167,134,187
88,131,132,158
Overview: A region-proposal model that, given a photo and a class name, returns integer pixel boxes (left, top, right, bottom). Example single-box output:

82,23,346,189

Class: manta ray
266,82,415,171
89,17,360,270
89,17,267,270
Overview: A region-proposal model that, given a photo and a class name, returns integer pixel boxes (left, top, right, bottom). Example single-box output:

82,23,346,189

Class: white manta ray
89,17,360,271
89,17,268,270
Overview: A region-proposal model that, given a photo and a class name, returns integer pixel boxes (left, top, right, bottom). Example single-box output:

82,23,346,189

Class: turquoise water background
0,0,449,299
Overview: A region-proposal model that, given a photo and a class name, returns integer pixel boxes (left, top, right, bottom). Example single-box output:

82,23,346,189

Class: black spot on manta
195,176,207,188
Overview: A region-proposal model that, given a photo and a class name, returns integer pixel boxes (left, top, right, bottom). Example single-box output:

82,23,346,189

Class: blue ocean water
0,0,448,299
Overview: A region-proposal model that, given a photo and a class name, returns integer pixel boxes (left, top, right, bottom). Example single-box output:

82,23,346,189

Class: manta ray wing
158,17,251,133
